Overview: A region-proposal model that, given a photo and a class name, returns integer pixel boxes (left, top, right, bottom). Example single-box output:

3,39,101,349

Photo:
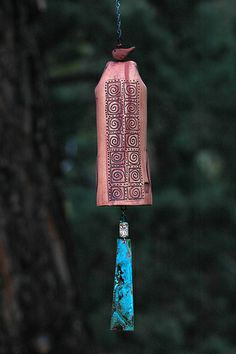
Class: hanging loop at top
115,0,122,45
113,0,135,60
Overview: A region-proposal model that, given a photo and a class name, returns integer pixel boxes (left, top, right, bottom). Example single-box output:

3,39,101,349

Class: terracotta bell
95,48,152,206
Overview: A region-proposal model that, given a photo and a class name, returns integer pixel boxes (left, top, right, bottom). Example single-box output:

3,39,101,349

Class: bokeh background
1,0,236,353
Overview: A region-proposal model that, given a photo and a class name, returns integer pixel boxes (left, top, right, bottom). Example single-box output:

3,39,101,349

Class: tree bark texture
0,1,88,353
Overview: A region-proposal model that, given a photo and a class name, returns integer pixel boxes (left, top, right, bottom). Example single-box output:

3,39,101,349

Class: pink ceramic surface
95,60,152,206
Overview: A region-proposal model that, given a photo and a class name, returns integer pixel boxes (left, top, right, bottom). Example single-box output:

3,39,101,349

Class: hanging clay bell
95,47,152,206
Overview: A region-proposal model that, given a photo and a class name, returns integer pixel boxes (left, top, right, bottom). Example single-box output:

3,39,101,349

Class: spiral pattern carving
107,100,122,114
105,79,144,202
129,187,142,199
107,82,121,97
125,102,137,115
109,117,122,131
126,117,138,131
110,152,124,164
129,168,140,182
126,134,138,147
124,83,137,97
128,152,139,165
111,187,124,200
111,168,125,182
109,134,121,148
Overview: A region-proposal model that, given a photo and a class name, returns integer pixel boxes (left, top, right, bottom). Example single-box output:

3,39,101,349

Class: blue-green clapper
110,207,134,331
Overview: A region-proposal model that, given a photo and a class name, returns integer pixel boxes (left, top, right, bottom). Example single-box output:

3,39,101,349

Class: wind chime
95,0,152,331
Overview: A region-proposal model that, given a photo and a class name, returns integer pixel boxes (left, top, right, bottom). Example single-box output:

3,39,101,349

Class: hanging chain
120,206,127,221
120,206,128,239
115,0,122,46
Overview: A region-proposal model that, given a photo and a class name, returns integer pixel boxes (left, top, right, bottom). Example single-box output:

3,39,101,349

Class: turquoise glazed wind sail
110,212,134,331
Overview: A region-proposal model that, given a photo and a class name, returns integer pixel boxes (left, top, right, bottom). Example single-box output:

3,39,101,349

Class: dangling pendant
110,207,134,331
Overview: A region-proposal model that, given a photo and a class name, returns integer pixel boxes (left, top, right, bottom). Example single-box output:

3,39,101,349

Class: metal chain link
115,0,122,45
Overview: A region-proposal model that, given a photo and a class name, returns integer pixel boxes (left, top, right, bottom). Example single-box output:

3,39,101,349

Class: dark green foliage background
41,0,236,352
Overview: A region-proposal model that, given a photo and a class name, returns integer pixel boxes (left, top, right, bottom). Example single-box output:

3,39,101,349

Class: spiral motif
107,100,122,114
126,117,138,131
109,117,122,131
126,134,138,147
110,152,124,164
111,168,125,182
129,187,141,199
107,82,121,97
109,134,121,148
124,83,137,97
128,152,139,165
125,102,137,114
130,168,140,182
105,80,144,202
111,187,124,200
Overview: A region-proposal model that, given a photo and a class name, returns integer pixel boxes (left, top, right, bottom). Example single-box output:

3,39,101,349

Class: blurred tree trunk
0,1,89,353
